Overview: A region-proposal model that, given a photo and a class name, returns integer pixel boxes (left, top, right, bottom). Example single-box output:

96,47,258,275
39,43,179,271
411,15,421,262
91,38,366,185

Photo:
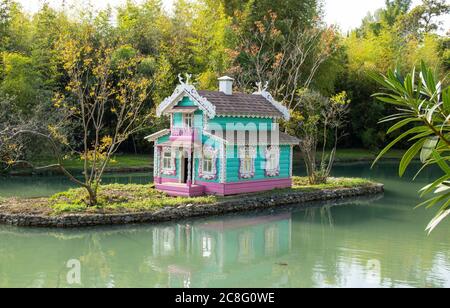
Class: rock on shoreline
0,184,384,228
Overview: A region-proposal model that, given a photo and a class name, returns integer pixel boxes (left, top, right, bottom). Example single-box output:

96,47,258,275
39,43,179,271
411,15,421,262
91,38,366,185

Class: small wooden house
146,75,299,197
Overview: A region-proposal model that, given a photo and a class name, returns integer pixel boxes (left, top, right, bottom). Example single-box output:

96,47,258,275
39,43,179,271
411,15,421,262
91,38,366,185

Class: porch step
156,183,205,197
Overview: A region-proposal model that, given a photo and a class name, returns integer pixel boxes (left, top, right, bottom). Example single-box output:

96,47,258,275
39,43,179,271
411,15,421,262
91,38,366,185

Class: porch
153,137,205,197
155,182,205,197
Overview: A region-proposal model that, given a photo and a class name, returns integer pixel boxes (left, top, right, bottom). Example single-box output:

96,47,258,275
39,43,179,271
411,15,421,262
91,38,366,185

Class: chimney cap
218,76,234,81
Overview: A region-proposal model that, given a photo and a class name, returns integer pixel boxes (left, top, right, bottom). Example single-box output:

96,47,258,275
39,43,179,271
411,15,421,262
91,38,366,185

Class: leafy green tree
381,0,412,26
285,89,350,184
371,62,450,232
221,0,321,31
189,0,233,88
117,0,164,55
0,0,12,51
0,52,43,113
397,0,450,38
341,0,448,149
29,4,69,92
3,2,32,53
3,25,154,206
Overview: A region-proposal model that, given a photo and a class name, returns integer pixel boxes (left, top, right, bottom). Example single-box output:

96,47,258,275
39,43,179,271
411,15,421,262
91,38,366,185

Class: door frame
179,149,193,184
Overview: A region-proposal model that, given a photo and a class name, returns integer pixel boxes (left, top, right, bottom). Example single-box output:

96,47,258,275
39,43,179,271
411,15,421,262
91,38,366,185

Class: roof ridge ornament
253,81,290,121
178,73,193,85
255,81,269,94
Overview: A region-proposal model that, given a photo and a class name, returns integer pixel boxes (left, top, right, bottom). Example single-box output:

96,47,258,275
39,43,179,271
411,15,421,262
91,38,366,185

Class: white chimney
218,76,234,95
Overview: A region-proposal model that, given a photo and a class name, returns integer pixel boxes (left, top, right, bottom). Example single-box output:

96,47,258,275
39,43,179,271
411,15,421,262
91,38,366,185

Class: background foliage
0,0,448,162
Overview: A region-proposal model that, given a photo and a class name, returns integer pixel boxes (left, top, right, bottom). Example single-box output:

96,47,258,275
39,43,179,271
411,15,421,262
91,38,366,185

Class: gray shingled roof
207,130,300,146
197,90,284,118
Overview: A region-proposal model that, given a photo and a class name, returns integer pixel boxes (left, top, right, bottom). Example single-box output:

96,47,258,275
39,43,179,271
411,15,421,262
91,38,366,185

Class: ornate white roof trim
253,81,290,121
145,129,170,142
157,74,216,119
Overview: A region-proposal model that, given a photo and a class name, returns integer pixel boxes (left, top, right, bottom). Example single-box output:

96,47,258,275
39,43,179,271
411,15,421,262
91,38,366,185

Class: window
163,151,173,170
161,147,176,175
239,146,256,179
183,114,193,128
203,152,213,174
243,148,253,174
267,153,277,170
265,146,280,177
199,146,218,180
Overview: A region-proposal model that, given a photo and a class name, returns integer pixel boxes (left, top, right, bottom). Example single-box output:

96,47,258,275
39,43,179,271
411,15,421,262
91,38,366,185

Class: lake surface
0,162,449,288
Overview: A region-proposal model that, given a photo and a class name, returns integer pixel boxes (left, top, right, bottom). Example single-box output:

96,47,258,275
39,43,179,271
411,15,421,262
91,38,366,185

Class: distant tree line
0,0,448,163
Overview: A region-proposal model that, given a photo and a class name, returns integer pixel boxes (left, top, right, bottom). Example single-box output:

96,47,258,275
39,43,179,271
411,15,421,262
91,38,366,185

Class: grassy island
0,177,377,217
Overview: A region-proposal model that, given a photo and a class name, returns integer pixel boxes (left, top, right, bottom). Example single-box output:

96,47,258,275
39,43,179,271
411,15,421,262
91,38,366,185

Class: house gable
156,82,216,119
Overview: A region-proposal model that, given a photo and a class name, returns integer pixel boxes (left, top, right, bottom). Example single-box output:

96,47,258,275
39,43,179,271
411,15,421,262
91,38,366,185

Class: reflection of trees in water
288,198,450,288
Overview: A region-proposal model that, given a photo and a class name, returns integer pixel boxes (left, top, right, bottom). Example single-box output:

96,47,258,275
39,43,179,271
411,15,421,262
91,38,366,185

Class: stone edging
0,184,384,228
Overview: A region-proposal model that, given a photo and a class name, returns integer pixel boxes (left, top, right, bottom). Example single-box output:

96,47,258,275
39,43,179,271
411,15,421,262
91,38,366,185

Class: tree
371,62,450,232
189,0,233,89
340,0,448,149
0,52,44,114
0,94,21,170
231,10,339,109
285,89,350,184
398,0,450,38
30,4,68,91
221,0,322,31
381,0,412,26
117,0,164,55
3,26,154,206
0,0,12,51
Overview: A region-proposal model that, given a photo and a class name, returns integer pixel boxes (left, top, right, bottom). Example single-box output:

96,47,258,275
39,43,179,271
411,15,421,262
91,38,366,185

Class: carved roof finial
179,73,193,85
256,81,269,93
185,73,192,85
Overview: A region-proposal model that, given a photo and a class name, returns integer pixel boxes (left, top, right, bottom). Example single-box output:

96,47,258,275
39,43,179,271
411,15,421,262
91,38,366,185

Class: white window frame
239,146,256,179
199,146,218,180
183,113,193,129
265,146,280,177
161,147,176,175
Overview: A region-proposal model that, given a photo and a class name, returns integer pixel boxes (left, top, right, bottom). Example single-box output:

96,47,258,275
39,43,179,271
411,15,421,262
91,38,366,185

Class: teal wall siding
194,135,221,183
226,145,291,183
173,113,183,128
178,97,196,107
194,110,204,129
207,117,274,131
156,134,170,145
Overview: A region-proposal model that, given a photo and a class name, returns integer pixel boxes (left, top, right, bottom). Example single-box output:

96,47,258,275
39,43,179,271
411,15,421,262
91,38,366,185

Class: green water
0,162,449,288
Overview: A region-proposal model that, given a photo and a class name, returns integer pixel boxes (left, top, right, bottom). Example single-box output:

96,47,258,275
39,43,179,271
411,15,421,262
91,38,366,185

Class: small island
0,177,383,228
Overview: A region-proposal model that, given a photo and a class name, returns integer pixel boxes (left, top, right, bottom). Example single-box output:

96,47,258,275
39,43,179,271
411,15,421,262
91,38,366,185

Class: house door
182,157,189,184
180,151,193,184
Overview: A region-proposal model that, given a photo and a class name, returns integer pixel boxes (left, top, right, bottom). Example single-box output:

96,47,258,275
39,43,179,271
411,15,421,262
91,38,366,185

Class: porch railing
171,127,195,139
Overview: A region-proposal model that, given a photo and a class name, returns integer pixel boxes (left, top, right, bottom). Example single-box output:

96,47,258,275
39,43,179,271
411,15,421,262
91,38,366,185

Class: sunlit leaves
372,61,450,232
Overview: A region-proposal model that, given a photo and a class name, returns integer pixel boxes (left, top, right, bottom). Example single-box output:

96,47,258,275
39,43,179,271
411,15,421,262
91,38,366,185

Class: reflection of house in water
151,213,292,288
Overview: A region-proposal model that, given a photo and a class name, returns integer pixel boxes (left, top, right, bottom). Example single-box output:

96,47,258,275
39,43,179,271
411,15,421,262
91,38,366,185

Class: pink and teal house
145,75,299,197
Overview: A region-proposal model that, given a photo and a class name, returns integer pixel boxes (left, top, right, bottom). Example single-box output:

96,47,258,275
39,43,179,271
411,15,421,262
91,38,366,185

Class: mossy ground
0,177,376,216
50,184,216,215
